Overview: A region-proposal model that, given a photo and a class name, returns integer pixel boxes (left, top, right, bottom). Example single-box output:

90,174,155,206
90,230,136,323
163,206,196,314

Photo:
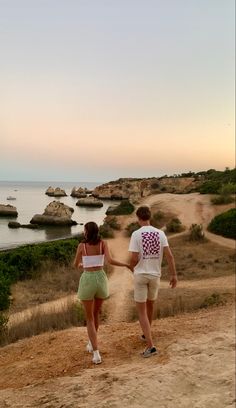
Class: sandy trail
0,304,235,408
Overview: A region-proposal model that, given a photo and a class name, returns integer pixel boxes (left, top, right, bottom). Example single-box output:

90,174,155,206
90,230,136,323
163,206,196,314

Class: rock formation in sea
71,187,87,198
71,187,94,198
76,197,103,208
45,187,67,197
30,201,77,226
8,222,39,229
0,204,18,217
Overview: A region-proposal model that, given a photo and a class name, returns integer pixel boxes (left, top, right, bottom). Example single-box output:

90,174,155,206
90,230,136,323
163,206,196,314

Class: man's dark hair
136,206,151,221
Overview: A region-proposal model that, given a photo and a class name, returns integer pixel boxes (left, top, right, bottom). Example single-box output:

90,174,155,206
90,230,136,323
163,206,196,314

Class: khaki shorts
134,274,160,302
78,270,109,301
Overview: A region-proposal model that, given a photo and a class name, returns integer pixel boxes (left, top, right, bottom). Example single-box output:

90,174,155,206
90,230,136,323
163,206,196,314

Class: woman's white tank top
82,242,105,268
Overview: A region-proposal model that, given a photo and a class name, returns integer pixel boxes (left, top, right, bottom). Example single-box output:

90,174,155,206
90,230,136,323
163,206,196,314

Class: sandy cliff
93,177,202,200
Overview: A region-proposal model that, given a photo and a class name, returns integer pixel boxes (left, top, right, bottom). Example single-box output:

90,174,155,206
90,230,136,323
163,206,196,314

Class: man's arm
163,246,177,288
129,251,139,272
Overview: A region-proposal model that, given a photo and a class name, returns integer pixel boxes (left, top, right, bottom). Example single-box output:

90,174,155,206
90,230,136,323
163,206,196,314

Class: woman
73,221,129,364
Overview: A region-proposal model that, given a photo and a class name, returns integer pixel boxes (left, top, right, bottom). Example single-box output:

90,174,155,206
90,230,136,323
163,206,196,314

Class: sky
0,0,235,182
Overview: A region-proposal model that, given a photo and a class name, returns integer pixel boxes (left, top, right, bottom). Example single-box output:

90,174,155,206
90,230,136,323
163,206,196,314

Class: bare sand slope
0,304,235,408
144,193,235,249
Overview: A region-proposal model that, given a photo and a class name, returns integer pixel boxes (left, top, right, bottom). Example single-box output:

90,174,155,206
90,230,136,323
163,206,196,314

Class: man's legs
136,301,154,349
146,299,154,325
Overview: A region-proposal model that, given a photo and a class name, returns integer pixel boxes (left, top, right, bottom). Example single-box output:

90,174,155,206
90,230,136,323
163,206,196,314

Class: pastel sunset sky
1,0,235,182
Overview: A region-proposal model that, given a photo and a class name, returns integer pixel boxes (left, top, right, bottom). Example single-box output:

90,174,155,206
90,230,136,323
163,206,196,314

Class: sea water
0,181,114,250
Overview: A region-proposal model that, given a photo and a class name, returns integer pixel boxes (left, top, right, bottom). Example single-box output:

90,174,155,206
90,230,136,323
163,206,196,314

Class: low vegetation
128,290,232,321
188,224,205,242
125,222,140,237
106,200,135,216
198,168,236,194
104,216,121,230
166,218,183,233
211,184,235,205
208,209,236,239
99,222,114,238
150,210,165,228
200,292,227,309
0,299,85,346
0,237,82,311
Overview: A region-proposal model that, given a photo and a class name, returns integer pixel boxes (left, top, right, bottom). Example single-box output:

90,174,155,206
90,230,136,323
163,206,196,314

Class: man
129,205,177,357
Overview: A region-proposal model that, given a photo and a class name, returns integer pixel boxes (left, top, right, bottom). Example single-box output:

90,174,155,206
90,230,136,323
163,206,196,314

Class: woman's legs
82,300,98,351
82,298,104,351
93,298,104,331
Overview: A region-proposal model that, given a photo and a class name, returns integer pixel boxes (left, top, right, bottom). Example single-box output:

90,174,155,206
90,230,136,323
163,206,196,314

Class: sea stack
0,204,18,217
30,201,77,226
45,187,67,197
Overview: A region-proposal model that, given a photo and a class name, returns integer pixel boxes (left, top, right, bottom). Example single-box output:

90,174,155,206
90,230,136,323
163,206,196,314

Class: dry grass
10,261,113,314
127,287,234,322
1,299,85,346
9,261,81,314
162,234,235,280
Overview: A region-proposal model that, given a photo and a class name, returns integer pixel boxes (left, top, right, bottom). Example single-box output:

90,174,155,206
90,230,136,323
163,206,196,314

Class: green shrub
106,200,135,216
208,209,236,239
150,211,165,228
211,195,234,205
188,224,205,241
125,222,140,236
166,218,183,233
104,216,121,230
0,312,8,343
211,183,235,205
0,274,11,310
200,293,226,308
199,181,222,194
99,222,114,238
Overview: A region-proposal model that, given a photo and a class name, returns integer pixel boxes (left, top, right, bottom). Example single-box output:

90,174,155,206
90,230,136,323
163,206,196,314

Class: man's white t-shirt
129,225,169,277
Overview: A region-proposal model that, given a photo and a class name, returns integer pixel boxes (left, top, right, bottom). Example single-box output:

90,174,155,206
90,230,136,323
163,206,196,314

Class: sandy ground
1,193,235,407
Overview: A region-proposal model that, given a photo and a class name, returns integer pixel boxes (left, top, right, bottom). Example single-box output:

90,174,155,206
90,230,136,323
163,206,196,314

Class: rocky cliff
93,177,202,201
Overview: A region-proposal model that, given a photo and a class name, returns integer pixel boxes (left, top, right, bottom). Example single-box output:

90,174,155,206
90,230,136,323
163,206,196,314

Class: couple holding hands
73,205,177,364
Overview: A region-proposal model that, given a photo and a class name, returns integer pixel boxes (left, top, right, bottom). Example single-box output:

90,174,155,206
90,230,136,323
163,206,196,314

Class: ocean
0,181,114,250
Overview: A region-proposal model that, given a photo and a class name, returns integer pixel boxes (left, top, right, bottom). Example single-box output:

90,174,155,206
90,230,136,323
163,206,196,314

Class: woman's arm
73,243,83,268
103,241,129,268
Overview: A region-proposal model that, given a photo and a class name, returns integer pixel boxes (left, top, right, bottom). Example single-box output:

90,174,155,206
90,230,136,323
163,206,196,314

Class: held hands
169,275,177,289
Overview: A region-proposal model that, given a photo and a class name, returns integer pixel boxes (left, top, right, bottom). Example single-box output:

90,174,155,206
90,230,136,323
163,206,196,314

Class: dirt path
0,304,235,407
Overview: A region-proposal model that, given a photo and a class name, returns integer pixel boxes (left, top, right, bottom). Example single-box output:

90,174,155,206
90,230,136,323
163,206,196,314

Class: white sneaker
86,340,93,353
92,350,102,364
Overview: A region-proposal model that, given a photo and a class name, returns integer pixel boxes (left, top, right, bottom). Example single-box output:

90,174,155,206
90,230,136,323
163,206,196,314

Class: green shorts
77,270,109,301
